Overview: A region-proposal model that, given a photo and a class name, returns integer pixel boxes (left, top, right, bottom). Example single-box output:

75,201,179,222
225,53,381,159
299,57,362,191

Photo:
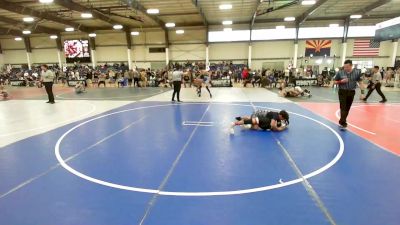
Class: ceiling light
81,13,93,18
147,9,159,14
50,35,58,39
350,14,362,19
65,27,74,32
22,30,31,35
88,33,96,37
219,4,232,10
329,23,339,27
222,20,233,25
176,30,184,34
113,24,123,30
131,31,140,36
224,28,232,32
39,0,53,3
166,23,175,28
301,0,316,5
15,37,22,41
276,25,285,29
284,17,296,22
23,17,34,22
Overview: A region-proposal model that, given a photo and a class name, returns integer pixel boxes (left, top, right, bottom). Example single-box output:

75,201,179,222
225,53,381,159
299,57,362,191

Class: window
251,28,296,41
208,30,250,42
149,47,166,53
347,26,376,38
298,27,344,39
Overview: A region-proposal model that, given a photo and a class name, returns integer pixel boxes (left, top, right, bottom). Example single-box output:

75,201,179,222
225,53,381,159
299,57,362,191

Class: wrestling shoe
339,124,347,131
235,117,242,121
379,99,387,103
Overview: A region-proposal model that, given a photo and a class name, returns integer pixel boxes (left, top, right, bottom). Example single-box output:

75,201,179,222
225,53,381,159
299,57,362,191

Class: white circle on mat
55,103,344,196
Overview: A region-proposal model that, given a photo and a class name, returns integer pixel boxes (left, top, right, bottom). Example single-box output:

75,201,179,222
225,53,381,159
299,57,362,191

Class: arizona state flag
305,40,332,56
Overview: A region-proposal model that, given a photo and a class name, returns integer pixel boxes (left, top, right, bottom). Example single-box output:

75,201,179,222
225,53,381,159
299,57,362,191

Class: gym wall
0,28,399,69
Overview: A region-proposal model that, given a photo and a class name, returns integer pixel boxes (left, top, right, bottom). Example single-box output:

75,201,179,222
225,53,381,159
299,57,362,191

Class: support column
205,26,210,70
293,24,300,69
57,50,62,69
55,36,63,69
26,52,32,70
341,18,350,66
89,37,96,68
127,49,132,70
166,48,170,66
205,45,209,70
248,44,252,68
293,43,299,68
0,42,4,68
341,42,348,66
165,30,170,67
390,39,399,67
125,30,132,69
24,37,32,70
0,54,3,68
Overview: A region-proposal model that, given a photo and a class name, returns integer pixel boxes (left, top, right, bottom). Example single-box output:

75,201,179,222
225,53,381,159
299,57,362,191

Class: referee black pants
43,82,55,103
172,81,181,101
338,89,355,126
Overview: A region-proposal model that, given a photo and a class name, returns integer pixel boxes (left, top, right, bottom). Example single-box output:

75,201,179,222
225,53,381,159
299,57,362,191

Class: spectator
242,67,250,87
133,69,140,87
98,73,106,87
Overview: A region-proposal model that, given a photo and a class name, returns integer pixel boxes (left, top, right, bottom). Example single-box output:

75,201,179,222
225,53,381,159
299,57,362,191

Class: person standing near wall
128,69,134,87
41,64,55,104
362,66,387,103
133,69,140,87
171,65,183,102
334,60,365,130
242,67,250,87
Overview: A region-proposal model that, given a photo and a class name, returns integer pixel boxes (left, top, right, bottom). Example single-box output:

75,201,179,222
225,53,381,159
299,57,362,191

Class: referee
41,64,55,104
171,65,183,102
334,60,364,130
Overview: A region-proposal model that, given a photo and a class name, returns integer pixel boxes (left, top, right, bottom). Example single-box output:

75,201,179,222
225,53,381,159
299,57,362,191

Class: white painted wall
132,45,166,62
169,44,206,61
1,30,398,69
0,38,25,50
252,41,293,59
2,50,27,64
96,46,127,63
30,36,57,48
96,33,126,46
30,49,60,64
209,42,248,60
397,40,400,56
168,29,206,44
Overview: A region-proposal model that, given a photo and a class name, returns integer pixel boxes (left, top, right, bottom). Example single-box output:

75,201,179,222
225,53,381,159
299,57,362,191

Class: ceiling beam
296,0,329,25
251,0,264,29
191,0,208,26
0,0,94,33
0,15,61,34
52,0,130,27
0,27,24,36
354,0,392,16
121,0,166,30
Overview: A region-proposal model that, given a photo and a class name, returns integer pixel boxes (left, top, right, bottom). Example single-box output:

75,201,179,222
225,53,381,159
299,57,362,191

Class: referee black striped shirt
334,69,362,90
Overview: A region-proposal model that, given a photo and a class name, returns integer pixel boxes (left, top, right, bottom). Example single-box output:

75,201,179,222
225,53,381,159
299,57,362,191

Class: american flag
353,39,380,56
